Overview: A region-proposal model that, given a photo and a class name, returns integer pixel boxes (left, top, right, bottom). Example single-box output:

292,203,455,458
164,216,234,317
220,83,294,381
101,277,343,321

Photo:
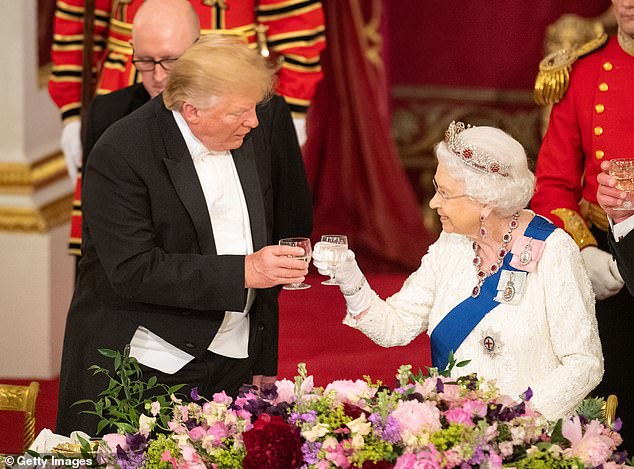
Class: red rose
243,414,303,469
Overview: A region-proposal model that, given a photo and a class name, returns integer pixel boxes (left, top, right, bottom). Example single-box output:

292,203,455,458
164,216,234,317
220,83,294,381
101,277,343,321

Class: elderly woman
313,122,603,420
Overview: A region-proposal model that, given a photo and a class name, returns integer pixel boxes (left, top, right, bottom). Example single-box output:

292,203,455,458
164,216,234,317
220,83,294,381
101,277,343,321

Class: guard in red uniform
532,0,634,452
48,0,325,256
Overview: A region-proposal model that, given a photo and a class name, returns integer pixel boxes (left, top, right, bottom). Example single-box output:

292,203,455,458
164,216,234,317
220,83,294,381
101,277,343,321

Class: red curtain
304,0,433,271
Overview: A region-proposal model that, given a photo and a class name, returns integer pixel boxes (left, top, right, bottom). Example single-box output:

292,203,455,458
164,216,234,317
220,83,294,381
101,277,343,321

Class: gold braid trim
534,32,608,106
551,208,597,249
579,198,609,233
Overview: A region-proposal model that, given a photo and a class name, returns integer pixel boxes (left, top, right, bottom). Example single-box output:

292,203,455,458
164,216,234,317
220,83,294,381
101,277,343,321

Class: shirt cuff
613,214,634,241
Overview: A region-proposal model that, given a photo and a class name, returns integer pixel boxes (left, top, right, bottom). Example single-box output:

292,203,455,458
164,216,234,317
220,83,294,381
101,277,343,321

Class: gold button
599,82,609,91
603,62,613,71
595,103,605,113
594,126,603,136
596,150,605,159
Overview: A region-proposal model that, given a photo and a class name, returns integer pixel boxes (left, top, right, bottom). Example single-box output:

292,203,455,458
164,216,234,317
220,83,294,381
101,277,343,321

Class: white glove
581,246,624,300
60,120,82,182
292,116,307,147
313,243,372,315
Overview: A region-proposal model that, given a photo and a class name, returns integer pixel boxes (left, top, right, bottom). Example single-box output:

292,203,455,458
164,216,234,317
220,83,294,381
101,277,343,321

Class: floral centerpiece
46,350,631,469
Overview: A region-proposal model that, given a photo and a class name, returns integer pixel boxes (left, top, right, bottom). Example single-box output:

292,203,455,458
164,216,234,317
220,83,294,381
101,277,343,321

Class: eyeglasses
132,57,179,72
432,177,468,201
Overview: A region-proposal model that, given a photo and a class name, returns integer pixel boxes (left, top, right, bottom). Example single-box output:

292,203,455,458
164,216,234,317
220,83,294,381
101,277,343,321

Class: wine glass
609,158,634,210
319,235,348,285
279,237,312,290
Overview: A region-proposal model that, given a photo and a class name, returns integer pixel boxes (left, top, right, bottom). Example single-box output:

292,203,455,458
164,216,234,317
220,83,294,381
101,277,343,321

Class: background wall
384,0,612,231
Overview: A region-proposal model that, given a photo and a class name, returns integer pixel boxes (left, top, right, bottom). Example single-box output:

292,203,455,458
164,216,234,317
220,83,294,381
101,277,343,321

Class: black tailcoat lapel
156,98,217,255
232,135,267,252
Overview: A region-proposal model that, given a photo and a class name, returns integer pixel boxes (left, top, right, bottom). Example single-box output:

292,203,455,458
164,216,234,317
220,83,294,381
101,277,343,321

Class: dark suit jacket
82,83,150,167
57,93,312,435
609,229,634,296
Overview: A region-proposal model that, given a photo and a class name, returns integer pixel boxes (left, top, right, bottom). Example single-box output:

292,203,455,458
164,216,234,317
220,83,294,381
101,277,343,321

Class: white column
0,1,75,378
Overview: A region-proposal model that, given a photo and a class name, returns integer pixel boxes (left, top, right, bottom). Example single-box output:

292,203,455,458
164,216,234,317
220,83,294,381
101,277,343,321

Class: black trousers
591,226,634,455
138,351,254,401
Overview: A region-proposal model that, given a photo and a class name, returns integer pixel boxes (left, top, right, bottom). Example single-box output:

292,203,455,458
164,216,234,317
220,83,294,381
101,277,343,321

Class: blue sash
430,215,556,371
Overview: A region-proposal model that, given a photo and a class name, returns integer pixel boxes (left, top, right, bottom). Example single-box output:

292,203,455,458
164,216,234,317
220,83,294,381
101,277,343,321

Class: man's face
187,95,260,151
132,26,196,97
613,0,634,37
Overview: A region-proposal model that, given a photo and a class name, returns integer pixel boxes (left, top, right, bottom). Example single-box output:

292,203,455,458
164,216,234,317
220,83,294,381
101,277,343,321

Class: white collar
172,109,228,159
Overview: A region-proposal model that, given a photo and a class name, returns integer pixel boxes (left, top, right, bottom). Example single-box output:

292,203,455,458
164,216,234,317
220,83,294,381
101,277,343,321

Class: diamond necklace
471,211,520,298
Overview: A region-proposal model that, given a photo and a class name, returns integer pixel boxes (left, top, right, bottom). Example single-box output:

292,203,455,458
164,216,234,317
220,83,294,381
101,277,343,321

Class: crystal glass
319,235,348,285
609,158,634,210
279,237,312,290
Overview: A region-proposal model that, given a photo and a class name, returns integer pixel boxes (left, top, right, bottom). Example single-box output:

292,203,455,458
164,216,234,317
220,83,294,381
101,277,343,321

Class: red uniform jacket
531,36,634,249
48,0,326,123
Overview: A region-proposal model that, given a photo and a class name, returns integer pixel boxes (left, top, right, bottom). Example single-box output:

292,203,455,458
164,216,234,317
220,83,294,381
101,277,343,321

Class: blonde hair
163,36,275,111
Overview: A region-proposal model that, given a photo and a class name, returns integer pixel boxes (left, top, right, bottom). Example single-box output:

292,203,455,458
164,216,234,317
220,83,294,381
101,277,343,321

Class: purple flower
520,387,533,401
301,440,322,465
382,415,401,443
435,379,444,393
613,417,623,432
125,433,148,453
190,386,200,401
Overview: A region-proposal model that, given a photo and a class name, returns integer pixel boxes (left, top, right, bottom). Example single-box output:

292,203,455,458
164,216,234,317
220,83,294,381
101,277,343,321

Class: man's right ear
181,102,199,124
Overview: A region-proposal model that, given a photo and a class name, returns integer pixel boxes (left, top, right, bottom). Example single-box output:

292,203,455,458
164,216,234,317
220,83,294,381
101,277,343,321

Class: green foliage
206,446,246,468
396,351,471,389
352,438,398,466
74,346,185,435
575,396,606,424
430,423,474,452
145,434,180,469
511,446,585,469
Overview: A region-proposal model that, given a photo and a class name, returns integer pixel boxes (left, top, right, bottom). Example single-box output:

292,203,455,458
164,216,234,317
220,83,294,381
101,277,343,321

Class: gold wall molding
0,151,69,193
390,85,542,234
0,193,72,232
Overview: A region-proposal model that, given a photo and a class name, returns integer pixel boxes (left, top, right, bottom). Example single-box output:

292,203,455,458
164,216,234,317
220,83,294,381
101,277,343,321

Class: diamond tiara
443,121,511,177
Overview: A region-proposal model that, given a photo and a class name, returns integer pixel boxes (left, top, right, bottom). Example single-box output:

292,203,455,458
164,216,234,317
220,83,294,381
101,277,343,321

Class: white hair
435,125,535,217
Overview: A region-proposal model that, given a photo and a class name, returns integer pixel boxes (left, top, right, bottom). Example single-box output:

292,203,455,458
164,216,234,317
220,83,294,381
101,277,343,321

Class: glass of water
319,235,348,285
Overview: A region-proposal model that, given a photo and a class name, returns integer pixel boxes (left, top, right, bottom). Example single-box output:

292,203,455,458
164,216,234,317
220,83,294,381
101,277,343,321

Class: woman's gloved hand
313,243,372,315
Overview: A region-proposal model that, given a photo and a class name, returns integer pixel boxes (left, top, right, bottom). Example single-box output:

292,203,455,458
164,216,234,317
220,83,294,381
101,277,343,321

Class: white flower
302,422,330,442
150,401,160,416
346,414,371,436
138,414,156,436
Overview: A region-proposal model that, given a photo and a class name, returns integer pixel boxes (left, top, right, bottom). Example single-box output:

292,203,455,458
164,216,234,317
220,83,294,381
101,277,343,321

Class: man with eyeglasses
70,0,199,256
49,0,326,184
57,32,313,436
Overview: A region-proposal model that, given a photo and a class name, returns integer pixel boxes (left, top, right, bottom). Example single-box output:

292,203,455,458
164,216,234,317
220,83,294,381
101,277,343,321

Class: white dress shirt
129,110,254,373
612,214,634,241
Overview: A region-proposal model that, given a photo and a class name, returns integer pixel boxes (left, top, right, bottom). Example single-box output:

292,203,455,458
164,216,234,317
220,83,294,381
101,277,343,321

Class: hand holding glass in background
278,237,312,290
609,158,634,210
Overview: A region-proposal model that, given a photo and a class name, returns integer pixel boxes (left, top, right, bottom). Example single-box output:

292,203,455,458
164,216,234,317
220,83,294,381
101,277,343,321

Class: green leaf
98,348,118,358
114,353,122,371
550,418,566,445
72,399,95,406
116,422,137,434
96,418,110,434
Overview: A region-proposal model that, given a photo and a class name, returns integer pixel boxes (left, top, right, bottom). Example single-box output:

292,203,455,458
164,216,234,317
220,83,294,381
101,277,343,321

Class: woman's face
429,163,482,238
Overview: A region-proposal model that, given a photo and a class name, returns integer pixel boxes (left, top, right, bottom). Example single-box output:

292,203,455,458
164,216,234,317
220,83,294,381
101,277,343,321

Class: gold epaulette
534,32,609,106
550,208,598,250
